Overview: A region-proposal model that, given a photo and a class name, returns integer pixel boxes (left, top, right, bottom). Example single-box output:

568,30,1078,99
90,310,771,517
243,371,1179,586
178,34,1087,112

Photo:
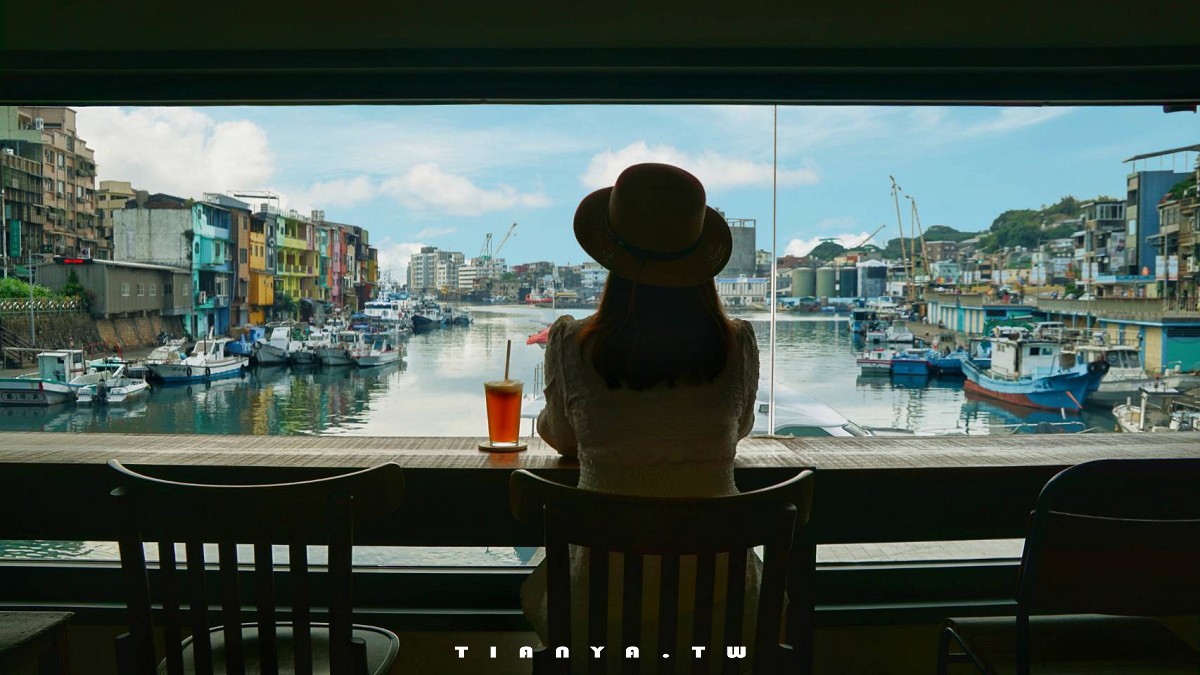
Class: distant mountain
882,225,978,259
808,240,848,261
977,195,1101,252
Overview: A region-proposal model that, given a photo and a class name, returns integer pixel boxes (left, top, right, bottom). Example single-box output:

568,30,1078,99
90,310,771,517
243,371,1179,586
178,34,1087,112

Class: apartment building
0,106,99,262
95,180,138,260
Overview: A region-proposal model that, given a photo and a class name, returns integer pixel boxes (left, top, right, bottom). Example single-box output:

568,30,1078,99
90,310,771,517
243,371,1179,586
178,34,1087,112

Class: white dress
523,315,761,674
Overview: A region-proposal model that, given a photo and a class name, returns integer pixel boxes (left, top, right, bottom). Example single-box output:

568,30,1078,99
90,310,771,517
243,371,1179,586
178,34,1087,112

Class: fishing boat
76,365,150,405
147,334,248,384
885,320,915,343
1073,343,1200,407
127,338,188,380
0,350,87,406
351,334,403,368
857,347,898,374
253,324,301,366
410,301,443,333
290,327,331,366
962,330,1109,411
850,309,879,335
929,347,970,376
891,348,936,376
316,330,366,366
362,298,406,324
1113,386,1200,432
225,325,265,357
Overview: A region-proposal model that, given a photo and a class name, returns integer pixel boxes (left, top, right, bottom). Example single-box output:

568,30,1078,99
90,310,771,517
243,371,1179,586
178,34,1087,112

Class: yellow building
247,216,272,324
276,213,315,302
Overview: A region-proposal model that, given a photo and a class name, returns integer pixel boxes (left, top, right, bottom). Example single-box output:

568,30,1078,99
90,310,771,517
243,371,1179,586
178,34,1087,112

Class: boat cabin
989,338,1068,378
37,350,86,384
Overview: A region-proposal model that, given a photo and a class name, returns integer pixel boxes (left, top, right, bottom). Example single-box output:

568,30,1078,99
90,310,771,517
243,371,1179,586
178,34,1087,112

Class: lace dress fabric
522,315,761,673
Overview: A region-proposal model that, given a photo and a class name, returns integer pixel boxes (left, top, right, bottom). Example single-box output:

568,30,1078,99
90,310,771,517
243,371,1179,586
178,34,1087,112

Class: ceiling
3,0,1199,104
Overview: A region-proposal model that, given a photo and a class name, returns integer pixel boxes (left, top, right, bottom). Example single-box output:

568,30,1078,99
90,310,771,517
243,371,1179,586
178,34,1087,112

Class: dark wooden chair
937,457,1200,675
109,460,405,675
510,468,815,675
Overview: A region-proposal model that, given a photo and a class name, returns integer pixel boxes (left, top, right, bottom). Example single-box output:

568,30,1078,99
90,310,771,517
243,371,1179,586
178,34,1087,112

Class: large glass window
2,104,1198,568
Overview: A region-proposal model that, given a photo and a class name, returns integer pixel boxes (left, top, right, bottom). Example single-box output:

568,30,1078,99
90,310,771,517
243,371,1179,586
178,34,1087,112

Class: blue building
191,201,233,337
1125,146,1194,276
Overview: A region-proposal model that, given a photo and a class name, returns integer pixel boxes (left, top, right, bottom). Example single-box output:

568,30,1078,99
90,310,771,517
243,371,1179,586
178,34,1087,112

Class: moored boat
891,348,936,376
929,347,970,376
0,350,87,406
885,320,915,343
317,330,366,366
147,335,248,384
1113,386,1200,432
77,366,150,405
962,331,1108,411
127,338,188,380
253,324,301,366
857,348,897,374
351,334,403,367
1073,343,1200,407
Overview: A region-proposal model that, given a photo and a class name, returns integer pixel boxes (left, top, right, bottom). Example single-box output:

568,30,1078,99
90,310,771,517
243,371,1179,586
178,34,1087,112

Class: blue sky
76,105,1197,282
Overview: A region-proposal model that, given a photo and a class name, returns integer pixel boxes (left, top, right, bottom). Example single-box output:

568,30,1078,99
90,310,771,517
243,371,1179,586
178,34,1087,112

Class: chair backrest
109,461,404,675
1017,457,1200,617
510,469,815,675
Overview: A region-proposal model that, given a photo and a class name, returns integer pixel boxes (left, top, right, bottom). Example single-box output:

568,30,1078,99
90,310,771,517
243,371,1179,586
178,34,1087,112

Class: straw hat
574,163,732,288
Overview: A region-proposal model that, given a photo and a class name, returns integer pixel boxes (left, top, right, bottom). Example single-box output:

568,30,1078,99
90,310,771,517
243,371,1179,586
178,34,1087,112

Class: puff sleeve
536,316,579,457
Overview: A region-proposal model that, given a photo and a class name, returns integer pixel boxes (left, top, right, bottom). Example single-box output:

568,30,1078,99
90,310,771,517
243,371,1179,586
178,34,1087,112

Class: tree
273,294,297,319
0,277,55,299
60,269,94,312
808,241,847,261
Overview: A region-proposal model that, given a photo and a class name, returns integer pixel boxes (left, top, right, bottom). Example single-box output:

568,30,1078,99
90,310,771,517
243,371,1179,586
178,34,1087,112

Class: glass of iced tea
484,379,523,448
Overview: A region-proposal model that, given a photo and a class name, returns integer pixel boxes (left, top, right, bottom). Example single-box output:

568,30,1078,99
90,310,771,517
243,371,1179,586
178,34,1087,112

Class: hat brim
573,187,733,288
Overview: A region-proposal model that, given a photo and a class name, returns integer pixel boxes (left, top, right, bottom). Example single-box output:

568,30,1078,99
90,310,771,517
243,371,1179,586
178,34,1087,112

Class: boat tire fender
1088,360,1110,375
186,367,193,378
205,367,212,378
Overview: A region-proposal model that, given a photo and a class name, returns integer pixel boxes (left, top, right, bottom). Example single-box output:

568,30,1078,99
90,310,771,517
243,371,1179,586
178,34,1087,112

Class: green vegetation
0,277,56,300
1168,176,1196,201
808,241,847,261
881,224,976,259
976,196,1104,252
60,269,95,312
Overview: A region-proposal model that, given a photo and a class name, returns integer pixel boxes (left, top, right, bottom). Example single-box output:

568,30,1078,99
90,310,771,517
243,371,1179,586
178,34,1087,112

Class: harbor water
0,305,1114,563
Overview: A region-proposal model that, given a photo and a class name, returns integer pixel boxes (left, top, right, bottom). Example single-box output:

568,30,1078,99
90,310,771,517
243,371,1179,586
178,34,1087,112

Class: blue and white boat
891,348,937,376
962,332,1108,411
147,335,248,384
929,347,970,376
850,309,878,334
857,347,898,374
226,325,265,357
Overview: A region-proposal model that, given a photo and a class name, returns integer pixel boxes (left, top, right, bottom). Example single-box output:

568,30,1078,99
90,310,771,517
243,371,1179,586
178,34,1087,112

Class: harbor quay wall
0,311,184,367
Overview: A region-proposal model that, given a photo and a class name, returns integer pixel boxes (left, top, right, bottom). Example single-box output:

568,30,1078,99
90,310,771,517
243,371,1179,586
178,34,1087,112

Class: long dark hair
576,274,736,390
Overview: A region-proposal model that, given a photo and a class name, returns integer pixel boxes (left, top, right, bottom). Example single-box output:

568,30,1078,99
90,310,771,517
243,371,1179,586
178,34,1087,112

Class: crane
854,223,888,249
478,223,517,262
906,195,932,288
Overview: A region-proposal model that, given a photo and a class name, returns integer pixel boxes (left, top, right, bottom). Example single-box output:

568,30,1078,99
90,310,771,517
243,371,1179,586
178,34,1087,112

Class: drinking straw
504,339,512,381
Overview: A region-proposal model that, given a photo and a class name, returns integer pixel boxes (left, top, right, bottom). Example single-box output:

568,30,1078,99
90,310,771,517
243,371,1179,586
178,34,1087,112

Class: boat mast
889,176,910,302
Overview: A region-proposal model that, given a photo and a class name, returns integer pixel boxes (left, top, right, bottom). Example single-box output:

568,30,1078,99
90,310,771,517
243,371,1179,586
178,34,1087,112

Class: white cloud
375,238,428,285
415,226,456,239
580,142,819,192
379,164,550,216
76,107,274,198
784,218,873,256
289,176,377,210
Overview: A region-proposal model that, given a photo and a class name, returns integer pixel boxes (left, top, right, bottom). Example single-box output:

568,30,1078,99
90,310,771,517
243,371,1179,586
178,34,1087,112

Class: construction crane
480,223,517,261
906,195,932,288
854,223,888,249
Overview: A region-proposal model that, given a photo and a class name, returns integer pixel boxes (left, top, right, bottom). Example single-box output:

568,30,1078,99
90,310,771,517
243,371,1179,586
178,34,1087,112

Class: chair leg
937,627,988,675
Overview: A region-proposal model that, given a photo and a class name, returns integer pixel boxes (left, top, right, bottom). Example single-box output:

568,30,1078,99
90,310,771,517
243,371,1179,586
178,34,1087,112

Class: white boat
1073,343,1200,407
290,327,331,366
127,339,187,380
0,350,87,406
857,348,898,374
752,381,917,437
147,334,248,384
69,356,129,390
351,334,403,367
77,365,150,405
253,325,302,366
363,299,407,325
317,330,366,367
885,320,915,343
1113,386,1200,432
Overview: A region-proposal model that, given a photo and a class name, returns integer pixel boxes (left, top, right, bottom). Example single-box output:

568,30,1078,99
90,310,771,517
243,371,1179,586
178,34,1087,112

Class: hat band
605,214,702,262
